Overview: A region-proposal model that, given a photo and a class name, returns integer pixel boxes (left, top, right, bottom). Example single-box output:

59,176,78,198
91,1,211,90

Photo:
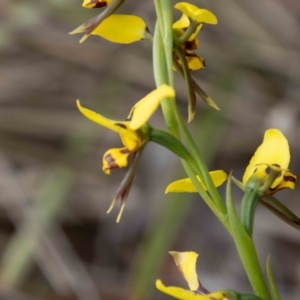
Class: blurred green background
1,0,300,299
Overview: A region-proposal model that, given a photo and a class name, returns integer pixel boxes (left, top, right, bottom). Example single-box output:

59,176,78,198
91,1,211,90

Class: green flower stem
153,21,178,136
173,46,196,123
183,160,231,233
258,169,281,194
153,0,227,222
154,0,174,86
174,104,228,218
176,20,198,45
240,178,262,238
226,175,271,300
149,128,229,229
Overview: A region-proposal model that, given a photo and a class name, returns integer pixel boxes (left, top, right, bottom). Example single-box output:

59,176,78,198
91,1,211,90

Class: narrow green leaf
149,128,192,161
266,256,281,300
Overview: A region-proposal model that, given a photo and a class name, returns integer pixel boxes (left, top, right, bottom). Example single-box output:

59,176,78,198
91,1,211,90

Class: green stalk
240,184,261,238
153,21,178,136
153,0,227,221
183,160,231,232
154,0,174,86
226,175,271,300
176,20,198,44
174,105,227,218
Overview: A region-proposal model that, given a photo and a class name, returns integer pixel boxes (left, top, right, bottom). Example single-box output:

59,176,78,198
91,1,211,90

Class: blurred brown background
1,0,300,299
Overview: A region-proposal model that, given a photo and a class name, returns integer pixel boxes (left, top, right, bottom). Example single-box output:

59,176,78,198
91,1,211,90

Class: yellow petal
188,25,203,43
173,14,190,29
175,2,218,25
242,129,290,188
169,251,199,291
91,14,147,44
76,100,137,141
165,170,228,193
119,132,141,151
128,85,175,130
155,280,227,300
102,147,131,174
269,171,297,194
174,52,205,71
82,0,112,9
186,53,205,70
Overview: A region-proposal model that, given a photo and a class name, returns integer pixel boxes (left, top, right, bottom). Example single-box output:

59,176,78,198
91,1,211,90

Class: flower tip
102,166,111,175
106,205,114,214
116,203,125,223
155,279,164,290
206,97,220,111
79,34,89,43
204,12,218,25
164,186,171,194
76,99,83,110
69,24,87,35
69,29,79,35
187,111,195,123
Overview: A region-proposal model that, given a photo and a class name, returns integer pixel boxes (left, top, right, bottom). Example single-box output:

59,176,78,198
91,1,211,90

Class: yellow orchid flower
175,2,218,25
169,251,200,291
156,280,229,300
243,128,296,194
82,0,112,9
70,14,147,44
70,0,125,43
165,170,228,193
77,84,175,175
166,129,296,195
173,2,218,71
156,252,230,300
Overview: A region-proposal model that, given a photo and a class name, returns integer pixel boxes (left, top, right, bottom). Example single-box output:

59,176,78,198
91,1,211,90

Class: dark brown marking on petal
185,39,198,50
145,26,151,34
93,3,107,8
265,167,271,175
83,0,107,8
272,163,280,168
185,51,198,58
265,166,282,178
115,122,127,129
268,187,276,193
284,175,297,183
89,0,107,8
120,148,131,154
104,153,118,170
